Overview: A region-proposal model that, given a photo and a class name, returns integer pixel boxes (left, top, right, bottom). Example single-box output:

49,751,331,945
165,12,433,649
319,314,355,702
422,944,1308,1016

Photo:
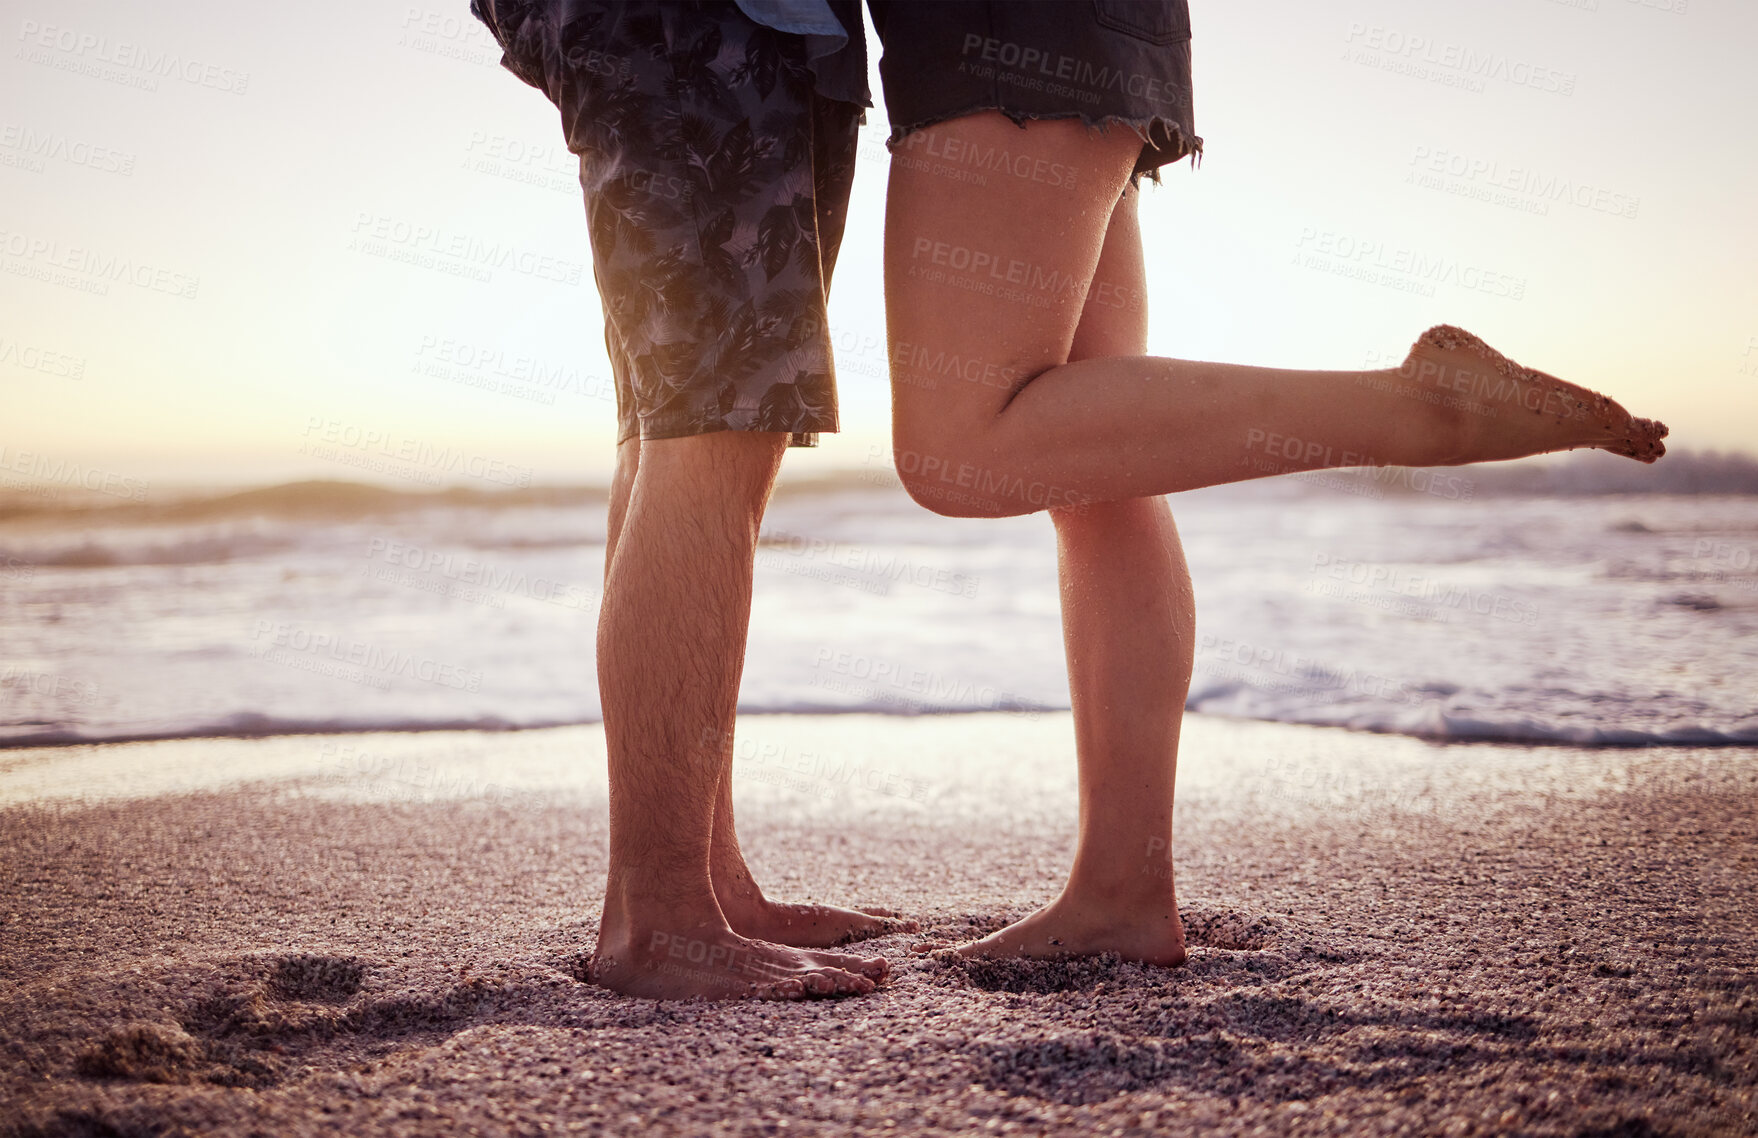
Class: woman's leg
958,188,1193,963
883,115,1666,521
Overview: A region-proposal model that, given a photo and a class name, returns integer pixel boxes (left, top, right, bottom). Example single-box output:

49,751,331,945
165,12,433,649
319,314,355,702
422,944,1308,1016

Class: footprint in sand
267,952,366,1002
74,1022,208,1084
1178,907,1286,952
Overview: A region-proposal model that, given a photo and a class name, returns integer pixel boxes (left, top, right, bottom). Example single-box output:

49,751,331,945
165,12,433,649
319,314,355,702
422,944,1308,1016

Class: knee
611,437,640,500
635,430,788,516
1050,494,1168,534
891,437,1011,519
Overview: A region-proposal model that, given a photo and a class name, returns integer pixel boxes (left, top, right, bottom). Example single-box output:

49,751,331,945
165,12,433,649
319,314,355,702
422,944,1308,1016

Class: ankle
1063,860,1179,910
709,854,762,898
713,882,768,917
600,870,724,940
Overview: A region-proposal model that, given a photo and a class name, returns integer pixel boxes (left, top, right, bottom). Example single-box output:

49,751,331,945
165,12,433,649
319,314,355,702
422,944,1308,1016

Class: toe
823,950,889,981
755,978,806,1000
823,968,875,996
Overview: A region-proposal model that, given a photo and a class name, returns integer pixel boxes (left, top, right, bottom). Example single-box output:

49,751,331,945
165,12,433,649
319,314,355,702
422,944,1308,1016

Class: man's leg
603,437,917,950
591,430,888,999
707,784,917,948
883,115,1666,522
956,189,1191,963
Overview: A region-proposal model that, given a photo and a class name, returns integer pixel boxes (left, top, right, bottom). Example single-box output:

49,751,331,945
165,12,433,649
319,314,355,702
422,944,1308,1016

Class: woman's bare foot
591,919,888,1001
949,890,1187,968
1397,325,1668,464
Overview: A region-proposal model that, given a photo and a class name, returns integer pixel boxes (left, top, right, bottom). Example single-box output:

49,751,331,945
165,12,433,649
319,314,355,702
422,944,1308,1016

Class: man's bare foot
947,891,1187,968
721,895,918,948
1396,325,1668,464
591,920,888,1001
712,859,918,948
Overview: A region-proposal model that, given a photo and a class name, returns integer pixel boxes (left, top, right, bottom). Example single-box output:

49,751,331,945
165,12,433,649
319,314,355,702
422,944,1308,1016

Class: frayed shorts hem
885,107,1202,183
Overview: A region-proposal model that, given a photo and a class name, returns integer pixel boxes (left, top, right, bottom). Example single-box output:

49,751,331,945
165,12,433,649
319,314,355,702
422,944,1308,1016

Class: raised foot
591,923,889,1001
724,897,919,949
1399,324,1668,465
942,894,1187,969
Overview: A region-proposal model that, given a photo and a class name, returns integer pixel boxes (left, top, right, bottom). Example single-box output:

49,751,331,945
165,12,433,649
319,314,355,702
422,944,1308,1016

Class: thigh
1069,185,1149,363
884,113,1140,445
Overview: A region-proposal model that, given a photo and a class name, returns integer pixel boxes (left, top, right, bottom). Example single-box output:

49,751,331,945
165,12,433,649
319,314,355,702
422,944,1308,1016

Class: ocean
3,451,1756,749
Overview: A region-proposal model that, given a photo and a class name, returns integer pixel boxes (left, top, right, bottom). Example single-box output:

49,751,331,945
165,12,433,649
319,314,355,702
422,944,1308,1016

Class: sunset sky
4,0,1754,492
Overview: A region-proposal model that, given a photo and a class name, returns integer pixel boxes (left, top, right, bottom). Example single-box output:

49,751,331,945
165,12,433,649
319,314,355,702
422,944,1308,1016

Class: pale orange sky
3,0,1754,491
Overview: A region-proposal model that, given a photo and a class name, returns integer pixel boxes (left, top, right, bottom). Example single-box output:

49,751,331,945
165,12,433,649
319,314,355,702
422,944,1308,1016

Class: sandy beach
2,712,1753,1136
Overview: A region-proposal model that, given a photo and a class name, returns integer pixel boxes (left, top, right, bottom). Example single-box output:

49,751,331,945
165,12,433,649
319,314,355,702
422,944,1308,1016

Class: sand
2,713,1754,1136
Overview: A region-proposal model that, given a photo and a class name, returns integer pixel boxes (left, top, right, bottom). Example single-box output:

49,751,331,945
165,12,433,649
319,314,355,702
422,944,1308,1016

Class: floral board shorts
469,0,868,447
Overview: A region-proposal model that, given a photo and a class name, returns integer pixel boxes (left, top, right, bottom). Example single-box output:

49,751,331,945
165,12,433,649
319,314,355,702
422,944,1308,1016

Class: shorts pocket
1092,0,1191,45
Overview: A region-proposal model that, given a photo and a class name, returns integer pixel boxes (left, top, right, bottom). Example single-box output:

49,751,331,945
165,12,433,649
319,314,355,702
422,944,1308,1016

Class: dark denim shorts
866,0,1201,178
470,0,867,447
